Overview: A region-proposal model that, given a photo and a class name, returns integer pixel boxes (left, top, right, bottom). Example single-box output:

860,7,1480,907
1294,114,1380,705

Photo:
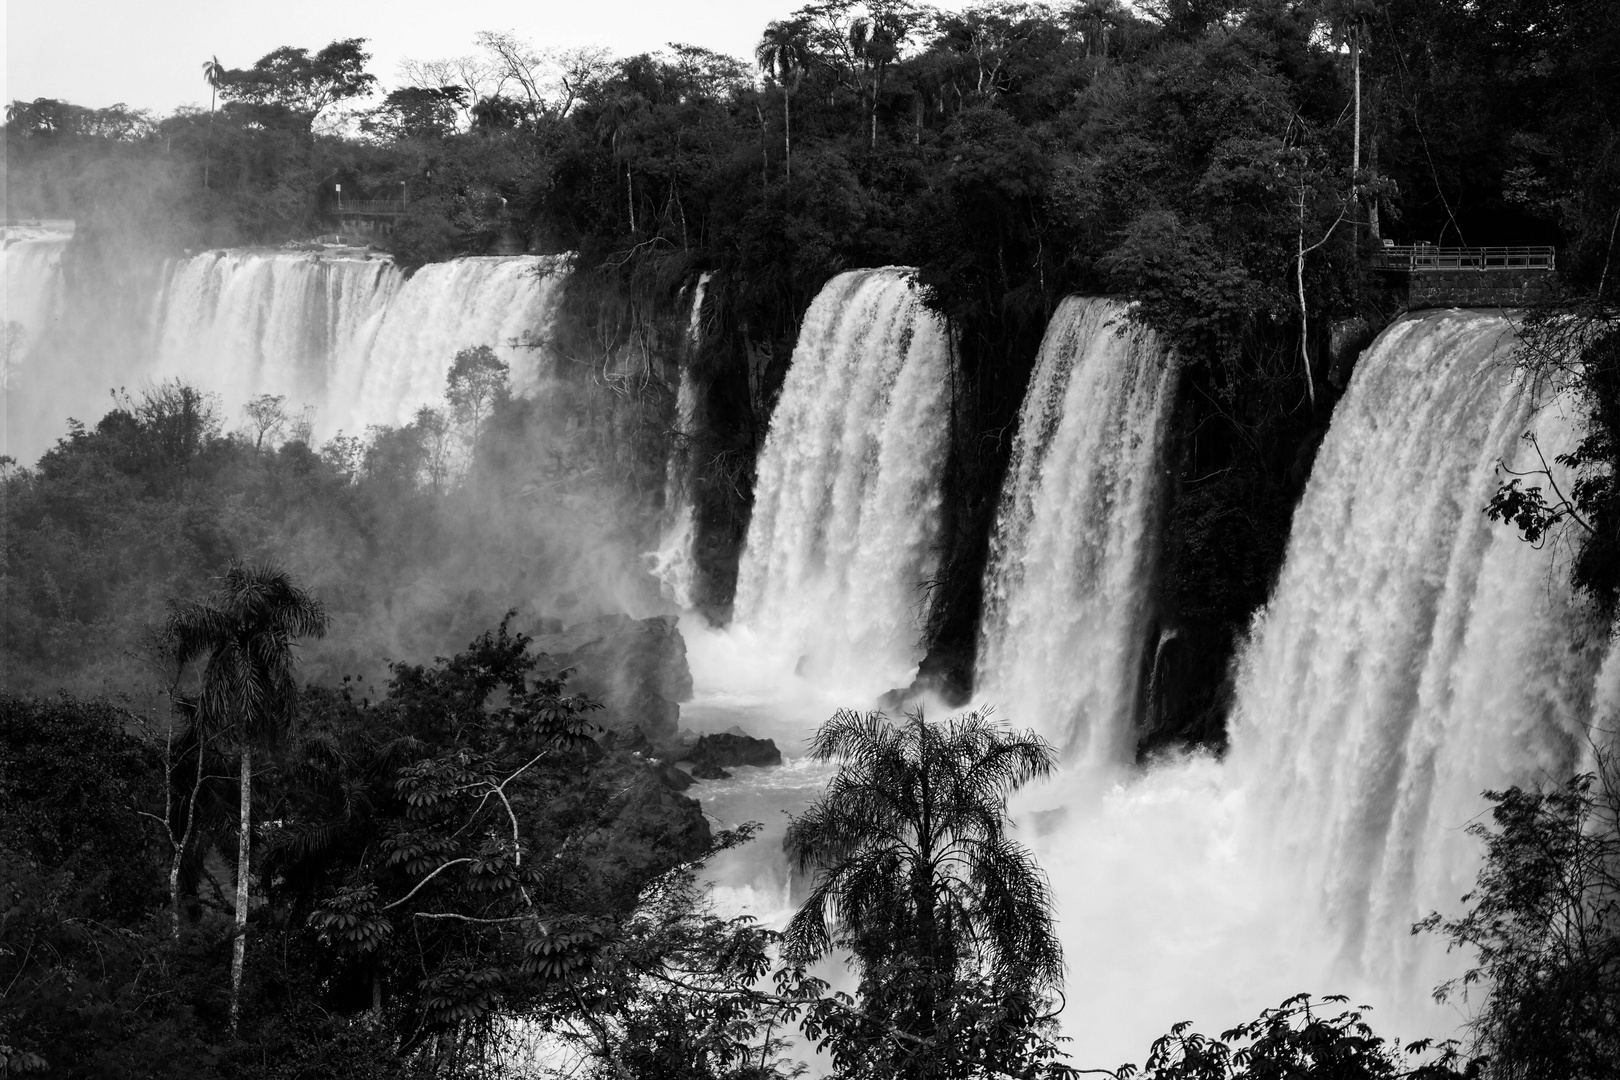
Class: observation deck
1371,244,1557,309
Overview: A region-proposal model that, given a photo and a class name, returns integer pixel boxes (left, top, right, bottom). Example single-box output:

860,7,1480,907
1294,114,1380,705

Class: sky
4,0,931,115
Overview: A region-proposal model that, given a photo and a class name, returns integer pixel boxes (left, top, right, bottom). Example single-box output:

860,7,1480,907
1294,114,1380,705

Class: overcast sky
4,0,931,114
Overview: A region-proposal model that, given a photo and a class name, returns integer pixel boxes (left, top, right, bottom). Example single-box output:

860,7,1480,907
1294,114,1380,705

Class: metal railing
331,200,408,216
1370,245,1556,272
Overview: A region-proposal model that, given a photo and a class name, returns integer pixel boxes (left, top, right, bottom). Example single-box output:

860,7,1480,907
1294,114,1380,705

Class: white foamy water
157,251,567,438
648,271,712,608
1023,309,1605,1068
732,267,951,695
976,297,1177,763
3,225,73,454
702,308,1610,1072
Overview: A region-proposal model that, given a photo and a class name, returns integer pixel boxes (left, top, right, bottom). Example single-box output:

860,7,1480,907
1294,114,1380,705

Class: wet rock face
532,614,693,743
686,732,782,770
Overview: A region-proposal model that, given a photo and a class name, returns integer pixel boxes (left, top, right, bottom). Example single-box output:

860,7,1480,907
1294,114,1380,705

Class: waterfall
154,250,399,429
3,226,73,452
977,297,1177,763
154,251,567,439
732,268,951,691
333,255,568,434
3,225,71,359
1010,309,1611,1067
649,272,712,608
1225,308,1601,990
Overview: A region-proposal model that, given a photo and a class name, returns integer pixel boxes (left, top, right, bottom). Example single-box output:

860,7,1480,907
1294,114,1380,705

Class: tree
241,393,287,450
163,562,329,1035
445,344,510,451
201,55,223,189
362,86,467,140
848,2,920,147
215,38,376,133
1416,750,1620,1080
1128,992,1470,1080
756,18,813,185
784,708,1064,1077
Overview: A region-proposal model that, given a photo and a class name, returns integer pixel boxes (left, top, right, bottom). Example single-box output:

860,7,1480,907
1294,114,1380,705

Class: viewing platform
1371,244,1557,309
322,198,408,237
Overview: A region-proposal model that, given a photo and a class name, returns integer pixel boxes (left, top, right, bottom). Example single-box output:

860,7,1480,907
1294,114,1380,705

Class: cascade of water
1001,310,1610,1069
732,268,951,692
649,272,712,607
333,255,568,435
1225,308,1601,994
976,297,1177,763
3,226,71,357
3,226,74,454
154,251,567,439
154,250,400,424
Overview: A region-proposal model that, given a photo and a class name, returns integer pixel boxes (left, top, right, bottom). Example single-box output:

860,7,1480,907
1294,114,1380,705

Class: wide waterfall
1020,308,1609,1067
156,251,567,438
154,250,399,429
731,267,951,691
976,297,1177,762
3,243,567,461
649,271,712,608
1225,308,1602,992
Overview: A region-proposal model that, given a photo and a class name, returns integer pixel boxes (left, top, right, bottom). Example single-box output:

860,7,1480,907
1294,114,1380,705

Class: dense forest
4,0,1620,1075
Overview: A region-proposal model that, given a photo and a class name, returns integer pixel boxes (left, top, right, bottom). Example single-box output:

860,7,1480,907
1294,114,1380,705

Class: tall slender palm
164,561,327,1035
850,11,905,148
755,19,812,186
785,708,1062,1055
201,55,224,190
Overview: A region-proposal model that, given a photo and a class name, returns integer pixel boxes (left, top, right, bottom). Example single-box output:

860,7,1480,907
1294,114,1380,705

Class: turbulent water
155,251,568,437
732,267,952,691
648,271,712,608
1022,308,1608,1066
976,298,1177,762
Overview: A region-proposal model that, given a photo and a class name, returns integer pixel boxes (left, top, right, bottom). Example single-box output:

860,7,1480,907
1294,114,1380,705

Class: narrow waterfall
1227,308,1601,996
649,271,712,608
977,298,1177,763
3,226,72,453
732,268,951,691
155,251,566,438
3,225,71,356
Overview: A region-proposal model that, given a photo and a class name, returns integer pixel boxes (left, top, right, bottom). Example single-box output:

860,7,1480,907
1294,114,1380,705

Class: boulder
689,761,732,781
687,732,782,770
532,614,693,744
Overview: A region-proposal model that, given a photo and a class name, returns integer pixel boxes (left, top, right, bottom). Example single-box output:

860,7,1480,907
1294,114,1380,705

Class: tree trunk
625,165,635,233
229,747,252,1035
783,89,792,187
1297,190,1317,416
756,103,768,195
169,735,206,940
1351,25,1362,256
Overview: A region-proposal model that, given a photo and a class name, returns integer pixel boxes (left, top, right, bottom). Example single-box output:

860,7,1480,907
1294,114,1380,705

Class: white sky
5,0,921,114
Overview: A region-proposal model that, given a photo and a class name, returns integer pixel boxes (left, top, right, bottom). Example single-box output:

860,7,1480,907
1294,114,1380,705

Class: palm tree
785,708,1063,1059
201,55,224,190
850,10,906,148
164,561,327,1035
1327,1,1380,235
755,19,812,186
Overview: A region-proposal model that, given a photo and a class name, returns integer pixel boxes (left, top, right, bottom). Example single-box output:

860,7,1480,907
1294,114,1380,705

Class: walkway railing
331,200,408,217
1370,245,1556,272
